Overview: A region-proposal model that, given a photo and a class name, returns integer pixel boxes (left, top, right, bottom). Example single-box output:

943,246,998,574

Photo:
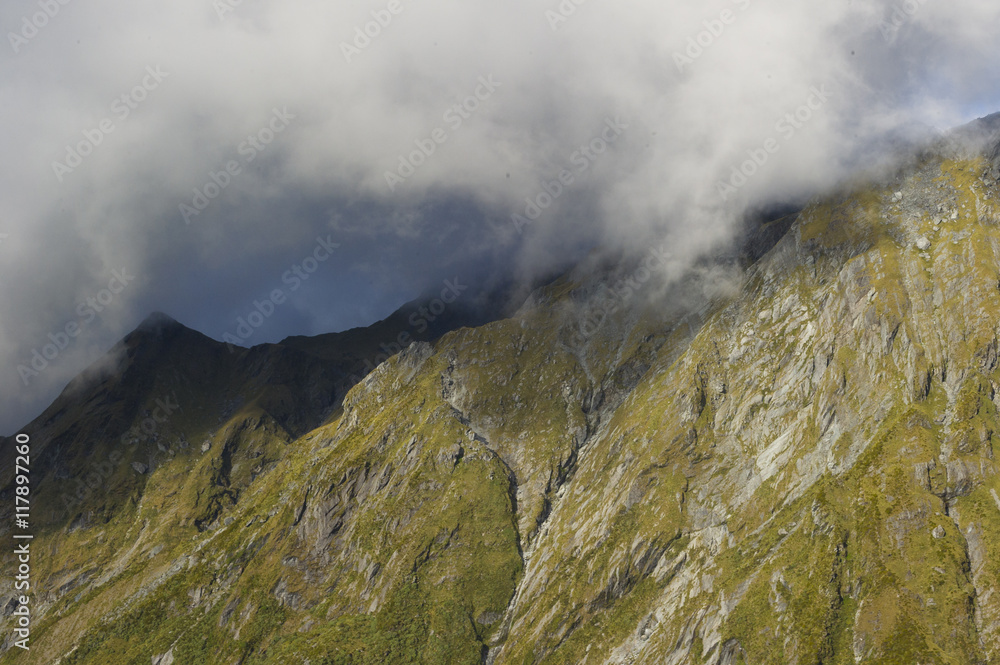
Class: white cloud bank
1,0,999,432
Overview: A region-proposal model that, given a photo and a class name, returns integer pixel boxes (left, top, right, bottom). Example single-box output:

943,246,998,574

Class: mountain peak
135,311,184,334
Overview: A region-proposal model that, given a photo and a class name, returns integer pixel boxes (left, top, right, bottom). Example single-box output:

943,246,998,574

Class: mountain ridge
2,116,1000,663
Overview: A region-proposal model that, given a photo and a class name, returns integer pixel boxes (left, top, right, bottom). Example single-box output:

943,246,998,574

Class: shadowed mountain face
3,119,1000,665
0,282,523,533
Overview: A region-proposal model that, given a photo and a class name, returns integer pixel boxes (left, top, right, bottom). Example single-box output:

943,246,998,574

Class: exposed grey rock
218,598,240,628
272,578,303,610
151,649,174,665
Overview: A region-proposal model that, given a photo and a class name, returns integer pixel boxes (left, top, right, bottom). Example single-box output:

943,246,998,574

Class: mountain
3,117,1000,664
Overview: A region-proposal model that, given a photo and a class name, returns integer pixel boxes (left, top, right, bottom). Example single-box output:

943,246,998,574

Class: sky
2,0,1000,434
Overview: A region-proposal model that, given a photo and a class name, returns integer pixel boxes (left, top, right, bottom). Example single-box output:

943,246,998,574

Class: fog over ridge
2,0,1000,433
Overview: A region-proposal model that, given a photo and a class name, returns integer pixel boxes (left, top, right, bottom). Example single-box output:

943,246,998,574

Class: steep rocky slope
3,118,1000,664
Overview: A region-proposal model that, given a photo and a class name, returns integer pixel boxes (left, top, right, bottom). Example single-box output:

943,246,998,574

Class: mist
2,0,1000,433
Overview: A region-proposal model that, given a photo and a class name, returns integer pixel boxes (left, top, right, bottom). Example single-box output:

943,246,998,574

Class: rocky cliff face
3,120,1000,665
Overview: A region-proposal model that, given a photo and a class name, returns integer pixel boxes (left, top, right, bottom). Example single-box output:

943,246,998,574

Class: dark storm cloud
2,0,1000,433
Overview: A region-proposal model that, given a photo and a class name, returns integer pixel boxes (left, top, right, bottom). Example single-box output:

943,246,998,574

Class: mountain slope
3,119,1000,664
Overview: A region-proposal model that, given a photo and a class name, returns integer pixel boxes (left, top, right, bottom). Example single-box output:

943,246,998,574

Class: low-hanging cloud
2,0,1000,433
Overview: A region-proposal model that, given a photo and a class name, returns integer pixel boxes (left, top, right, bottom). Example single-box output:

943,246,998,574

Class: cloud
2,0,1000,433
